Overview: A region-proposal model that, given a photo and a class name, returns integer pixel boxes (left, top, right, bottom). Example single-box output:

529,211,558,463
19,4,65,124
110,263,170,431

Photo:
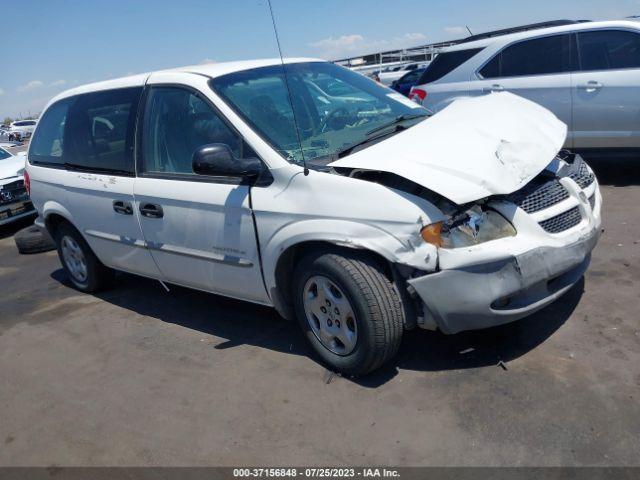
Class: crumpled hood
329,92,567,204
0,153,26,184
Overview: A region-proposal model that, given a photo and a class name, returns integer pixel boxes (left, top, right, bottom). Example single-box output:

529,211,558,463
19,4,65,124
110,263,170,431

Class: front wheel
292,251,404,375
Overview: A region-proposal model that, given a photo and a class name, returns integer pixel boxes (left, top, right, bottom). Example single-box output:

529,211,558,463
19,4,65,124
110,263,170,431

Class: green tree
2,117,13,126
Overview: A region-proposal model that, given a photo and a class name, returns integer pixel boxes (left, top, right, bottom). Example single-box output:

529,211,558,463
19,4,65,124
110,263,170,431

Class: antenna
466,25,474,36
267,0,310,176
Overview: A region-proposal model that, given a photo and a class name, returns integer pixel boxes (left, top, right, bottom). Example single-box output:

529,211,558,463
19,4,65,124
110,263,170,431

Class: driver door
134,75,269,304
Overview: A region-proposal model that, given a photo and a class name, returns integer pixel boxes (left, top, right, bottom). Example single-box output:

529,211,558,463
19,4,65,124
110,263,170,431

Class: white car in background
379,62,429,86
10,119,38,139
1,125,22,142
409,20,640,152
0,146,35,225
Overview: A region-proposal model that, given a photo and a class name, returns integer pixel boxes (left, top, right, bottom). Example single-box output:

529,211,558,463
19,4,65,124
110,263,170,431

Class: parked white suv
26,59,601,374
410,20,640,151
10,119,38,139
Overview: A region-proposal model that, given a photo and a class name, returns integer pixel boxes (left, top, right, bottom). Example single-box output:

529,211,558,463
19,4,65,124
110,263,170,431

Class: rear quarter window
29,98,73,166
417,48,484,84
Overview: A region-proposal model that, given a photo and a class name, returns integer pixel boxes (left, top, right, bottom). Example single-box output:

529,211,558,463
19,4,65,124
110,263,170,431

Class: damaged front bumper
408,175,602,334
0,178,34,225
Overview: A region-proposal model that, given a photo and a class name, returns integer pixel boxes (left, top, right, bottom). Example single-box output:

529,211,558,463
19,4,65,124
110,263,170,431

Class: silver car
410,20,640,151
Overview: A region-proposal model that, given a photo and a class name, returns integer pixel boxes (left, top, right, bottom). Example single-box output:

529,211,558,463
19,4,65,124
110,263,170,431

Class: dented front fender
260,218,439,298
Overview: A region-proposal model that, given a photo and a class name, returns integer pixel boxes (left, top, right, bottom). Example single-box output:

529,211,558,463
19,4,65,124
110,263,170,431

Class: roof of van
444,20,640,51
48,57,323,104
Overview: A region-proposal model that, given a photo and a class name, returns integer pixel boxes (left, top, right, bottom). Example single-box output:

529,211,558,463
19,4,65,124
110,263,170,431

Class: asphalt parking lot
0,152,639,467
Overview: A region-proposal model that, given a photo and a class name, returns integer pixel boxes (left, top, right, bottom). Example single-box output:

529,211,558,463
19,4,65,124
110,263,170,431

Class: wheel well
44,213,73,238
273,241,394,320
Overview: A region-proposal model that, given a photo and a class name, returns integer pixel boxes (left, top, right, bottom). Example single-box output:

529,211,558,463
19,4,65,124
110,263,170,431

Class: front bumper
408,168,602,334
409,228,598,334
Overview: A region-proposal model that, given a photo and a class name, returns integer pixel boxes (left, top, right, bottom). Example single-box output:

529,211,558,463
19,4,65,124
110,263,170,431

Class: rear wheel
54,223,114,292
292,251,404,375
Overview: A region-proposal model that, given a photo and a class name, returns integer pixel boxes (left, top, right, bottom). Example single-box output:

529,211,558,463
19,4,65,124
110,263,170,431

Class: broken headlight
422,206,516,249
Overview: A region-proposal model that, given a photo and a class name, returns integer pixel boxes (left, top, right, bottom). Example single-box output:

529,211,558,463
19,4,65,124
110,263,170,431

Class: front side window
481,34,572,78
141,87,244,175
64,88,142,174
577,30,640,71
211,62,430,165
29,98,72,166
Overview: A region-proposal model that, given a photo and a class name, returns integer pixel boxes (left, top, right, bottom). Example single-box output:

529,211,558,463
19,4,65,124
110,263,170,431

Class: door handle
139,203,164,219
483,84,505,93
113,200,133,215
577,81,603,92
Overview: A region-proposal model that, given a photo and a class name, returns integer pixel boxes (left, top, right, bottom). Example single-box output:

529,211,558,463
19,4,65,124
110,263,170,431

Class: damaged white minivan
26,59,602,374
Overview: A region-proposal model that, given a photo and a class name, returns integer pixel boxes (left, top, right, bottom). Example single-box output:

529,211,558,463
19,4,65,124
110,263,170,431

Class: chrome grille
568,162,595,189
539,207,582,234
508,178,569,214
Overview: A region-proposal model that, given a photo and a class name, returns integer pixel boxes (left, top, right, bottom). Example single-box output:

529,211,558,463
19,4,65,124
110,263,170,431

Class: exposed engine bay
334,151,593,251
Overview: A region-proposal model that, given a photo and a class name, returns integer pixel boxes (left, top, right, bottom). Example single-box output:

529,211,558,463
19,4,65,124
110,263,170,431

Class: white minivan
26,59,602,375
410,20,640,151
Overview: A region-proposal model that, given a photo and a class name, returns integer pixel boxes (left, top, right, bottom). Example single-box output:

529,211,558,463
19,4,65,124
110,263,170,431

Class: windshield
210,62,429,165
0,148,12,160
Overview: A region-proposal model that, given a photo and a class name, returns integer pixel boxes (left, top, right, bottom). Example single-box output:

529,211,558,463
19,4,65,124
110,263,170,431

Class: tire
14,224,56,254
54,222,114,292
292,251,404,375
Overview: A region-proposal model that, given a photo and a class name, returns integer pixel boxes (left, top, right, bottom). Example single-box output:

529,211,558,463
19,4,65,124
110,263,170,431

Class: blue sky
2,0,639,118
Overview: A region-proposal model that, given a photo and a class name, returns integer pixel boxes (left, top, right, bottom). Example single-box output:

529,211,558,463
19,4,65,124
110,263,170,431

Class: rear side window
64,87,142,174
418,48,484,83
0,148,11,160
577,30,640,71
480,34,572,78
29,98,73,166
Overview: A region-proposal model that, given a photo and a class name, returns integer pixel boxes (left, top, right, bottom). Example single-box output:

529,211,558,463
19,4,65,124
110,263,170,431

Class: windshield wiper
365,113,428,136
64,162,133,176
334,129,401,160
332,114,428,160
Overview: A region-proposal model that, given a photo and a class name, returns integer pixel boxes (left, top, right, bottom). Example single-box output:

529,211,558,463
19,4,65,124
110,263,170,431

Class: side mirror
192,143,264,178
